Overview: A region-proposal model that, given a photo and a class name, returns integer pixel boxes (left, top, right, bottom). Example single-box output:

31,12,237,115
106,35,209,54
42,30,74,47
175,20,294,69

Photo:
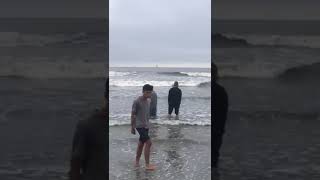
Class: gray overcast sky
109,0,211,67
214,0,320,20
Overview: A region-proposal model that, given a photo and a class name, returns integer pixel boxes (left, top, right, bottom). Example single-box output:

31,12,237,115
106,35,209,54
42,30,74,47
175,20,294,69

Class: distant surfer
131,84,156,170
212,62,229,168
150,90,158,118
168,81,182,119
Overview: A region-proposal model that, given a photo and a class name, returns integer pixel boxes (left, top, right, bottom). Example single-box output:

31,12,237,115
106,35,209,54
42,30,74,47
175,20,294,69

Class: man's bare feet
145,164,156,171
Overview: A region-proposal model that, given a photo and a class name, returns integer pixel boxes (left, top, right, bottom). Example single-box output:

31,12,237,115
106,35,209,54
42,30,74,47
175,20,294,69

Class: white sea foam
181,72,211,77
109,79,210,87
109,71,132,77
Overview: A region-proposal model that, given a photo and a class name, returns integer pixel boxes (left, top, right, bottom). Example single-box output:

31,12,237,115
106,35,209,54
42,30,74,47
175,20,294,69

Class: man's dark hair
143,84,153,92
212,62,218,82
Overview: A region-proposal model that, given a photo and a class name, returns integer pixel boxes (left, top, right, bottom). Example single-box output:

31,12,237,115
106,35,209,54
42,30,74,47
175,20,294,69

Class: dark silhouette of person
68,79,108,180
212,63,229,168
168,81,182,118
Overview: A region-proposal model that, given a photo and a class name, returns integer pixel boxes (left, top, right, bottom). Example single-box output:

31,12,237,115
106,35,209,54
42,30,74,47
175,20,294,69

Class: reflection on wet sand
166,125,184,172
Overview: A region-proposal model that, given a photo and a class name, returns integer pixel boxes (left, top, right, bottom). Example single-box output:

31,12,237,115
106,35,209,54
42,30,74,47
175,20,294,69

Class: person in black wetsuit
212,63,229,168
168,81,182,118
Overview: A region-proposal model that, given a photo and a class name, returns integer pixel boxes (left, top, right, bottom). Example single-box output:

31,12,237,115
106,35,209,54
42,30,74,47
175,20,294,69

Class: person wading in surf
131,84,156,170
168,81,182,119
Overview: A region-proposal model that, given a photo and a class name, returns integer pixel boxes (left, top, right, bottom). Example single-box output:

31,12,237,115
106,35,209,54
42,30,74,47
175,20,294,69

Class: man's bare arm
131,112,136,134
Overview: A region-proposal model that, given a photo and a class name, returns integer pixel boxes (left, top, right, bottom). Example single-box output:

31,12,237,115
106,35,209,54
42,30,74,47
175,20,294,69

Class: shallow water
109,125,211,180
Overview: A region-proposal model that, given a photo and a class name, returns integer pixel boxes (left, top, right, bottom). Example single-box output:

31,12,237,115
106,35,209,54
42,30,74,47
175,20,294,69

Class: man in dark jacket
69,79,108,180
212,63,229,168
168,81,182,118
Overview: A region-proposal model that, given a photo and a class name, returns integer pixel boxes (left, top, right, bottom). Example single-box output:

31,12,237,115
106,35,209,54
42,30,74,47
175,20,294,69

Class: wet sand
109,124,211,180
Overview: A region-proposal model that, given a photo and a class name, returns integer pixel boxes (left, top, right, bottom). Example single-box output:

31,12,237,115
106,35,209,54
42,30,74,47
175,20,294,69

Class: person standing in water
150,90,157,118
131,84,156,170
212,62,229,168
168,81,182,119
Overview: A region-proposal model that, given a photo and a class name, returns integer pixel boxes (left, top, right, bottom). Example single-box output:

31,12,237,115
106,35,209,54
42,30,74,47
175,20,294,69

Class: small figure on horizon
168,81,182,119
150,90,157,118
131,84,156,171
212,62,229,168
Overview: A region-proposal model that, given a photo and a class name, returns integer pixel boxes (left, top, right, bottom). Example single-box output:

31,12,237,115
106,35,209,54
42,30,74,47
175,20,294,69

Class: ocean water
0,19,108,180
109,67,211,126
213,20,320,120
0,18,108,79
213,21,320,179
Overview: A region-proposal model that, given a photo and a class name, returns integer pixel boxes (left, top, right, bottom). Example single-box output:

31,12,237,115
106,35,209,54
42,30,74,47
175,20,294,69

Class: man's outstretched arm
131,112,136,134
131,100,138,134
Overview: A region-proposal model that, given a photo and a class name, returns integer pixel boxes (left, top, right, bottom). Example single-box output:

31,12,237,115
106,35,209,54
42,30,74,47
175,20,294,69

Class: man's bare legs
144,139,155,170
135,141,144,167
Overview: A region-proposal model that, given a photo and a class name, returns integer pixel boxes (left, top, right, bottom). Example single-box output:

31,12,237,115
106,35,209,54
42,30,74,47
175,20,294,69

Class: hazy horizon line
0,17,319,21
110,66,211,68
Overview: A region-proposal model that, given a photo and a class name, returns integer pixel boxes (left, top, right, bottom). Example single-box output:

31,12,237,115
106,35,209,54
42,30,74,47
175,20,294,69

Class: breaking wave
157,72,210,77
197,81,211,87
220,33,320,49
213,33,250,48
0,61,107,79
215,61,320,80
157,72,189,76
0,32,106,47
109,71,132,77
277,62,320,81
109,80,211,87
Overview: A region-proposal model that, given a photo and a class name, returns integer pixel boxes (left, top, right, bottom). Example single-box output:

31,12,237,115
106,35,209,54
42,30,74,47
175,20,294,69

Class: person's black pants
212,132,224,167
136,128,150,143
168,104,180,115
